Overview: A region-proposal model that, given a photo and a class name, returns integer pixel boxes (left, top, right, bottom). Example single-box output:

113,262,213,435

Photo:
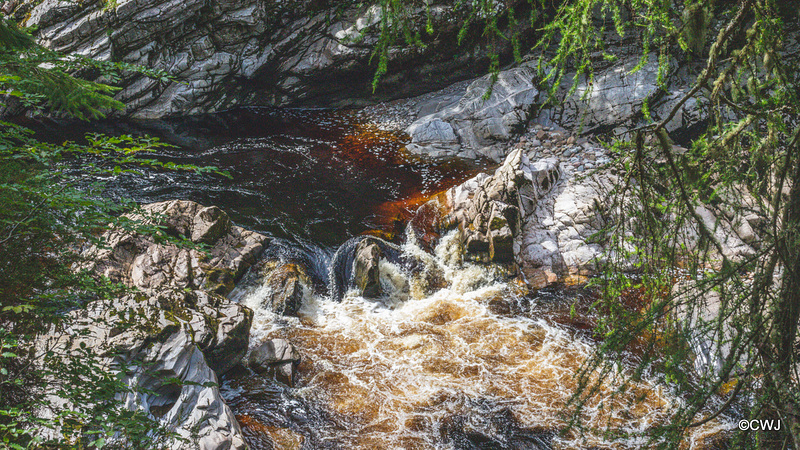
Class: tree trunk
772,151,800,447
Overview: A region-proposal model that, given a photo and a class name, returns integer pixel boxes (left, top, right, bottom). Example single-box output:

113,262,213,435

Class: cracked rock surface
40,200,267,449
84,200,268,296
9,0,527,118
38,289,251,450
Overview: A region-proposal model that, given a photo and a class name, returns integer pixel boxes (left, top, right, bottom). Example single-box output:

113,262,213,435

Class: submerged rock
440,406,554,450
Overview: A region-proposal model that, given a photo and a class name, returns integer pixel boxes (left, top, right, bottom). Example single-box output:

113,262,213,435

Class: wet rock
261,262,310,316
329,236,403,302
353,239,383,298
248,339,301,387
83,200,268,296
406,67,539,161
440,407,554,450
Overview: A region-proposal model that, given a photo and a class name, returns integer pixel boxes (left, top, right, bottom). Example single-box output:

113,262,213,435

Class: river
30,107,731,449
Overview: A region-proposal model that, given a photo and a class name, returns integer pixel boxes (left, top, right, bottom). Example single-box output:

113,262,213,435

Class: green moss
201,266,235,296
489,215,507,231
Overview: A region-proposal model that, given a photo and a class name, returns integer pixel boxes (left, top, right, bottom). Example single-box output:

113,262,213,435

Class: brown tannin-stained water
26,107,486,247
30,108,731,448
226,231,731,449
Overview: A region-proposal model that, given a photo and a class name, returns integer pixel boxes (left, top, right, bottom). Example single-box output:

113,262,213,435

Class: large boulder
249,260,311,316
12,0,532,118
412,148,561,265
405,67,540,161
328,235,404,302
38,290,250,449
353,239,383,298
83,200,268,296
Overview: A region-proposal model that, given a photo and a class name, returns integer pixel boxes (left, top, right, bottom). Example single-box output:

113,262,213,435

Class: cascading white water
231,230,733,449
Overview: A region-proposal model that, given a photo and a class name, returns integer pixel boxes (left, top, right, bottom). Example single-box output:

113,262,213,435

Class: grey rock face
39,290,250,450
58,200,267,449
672,280,749,376
248,338,301,386
84,200,268,296
520,170,616,285
415,148,560,264
513,145,758,287
19,0,527,118
547,55,663,135
541,54,705,137
405,67,540,161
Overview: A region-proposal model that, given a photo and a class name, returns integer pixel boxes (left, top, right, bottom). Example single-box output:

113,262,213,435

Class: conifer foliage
0,16,204,449
528,0,800,447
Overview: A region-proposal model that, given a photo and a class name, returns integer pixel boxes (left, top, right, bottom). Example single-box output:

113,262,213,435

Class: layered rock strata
42,200,267,449
12,0,530,118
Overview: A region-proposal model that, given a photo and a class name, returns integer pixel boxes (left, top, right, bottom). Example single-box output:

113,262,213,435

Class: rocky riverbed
32,104,746,448
13,5,766,445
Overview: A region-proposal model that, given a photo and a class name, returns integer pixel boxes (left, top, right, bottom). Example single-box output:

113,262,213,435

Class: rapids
225,231,731,449
29,108,733,448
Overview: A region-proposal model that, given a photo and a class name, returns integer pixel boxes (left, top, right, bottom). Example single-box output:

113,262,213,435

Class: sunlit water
225,231,732,449
30,108,732,448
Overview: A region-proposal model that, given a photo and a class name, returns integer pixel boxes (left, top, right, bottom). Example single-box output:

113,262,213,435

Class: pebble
513,124,614,176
